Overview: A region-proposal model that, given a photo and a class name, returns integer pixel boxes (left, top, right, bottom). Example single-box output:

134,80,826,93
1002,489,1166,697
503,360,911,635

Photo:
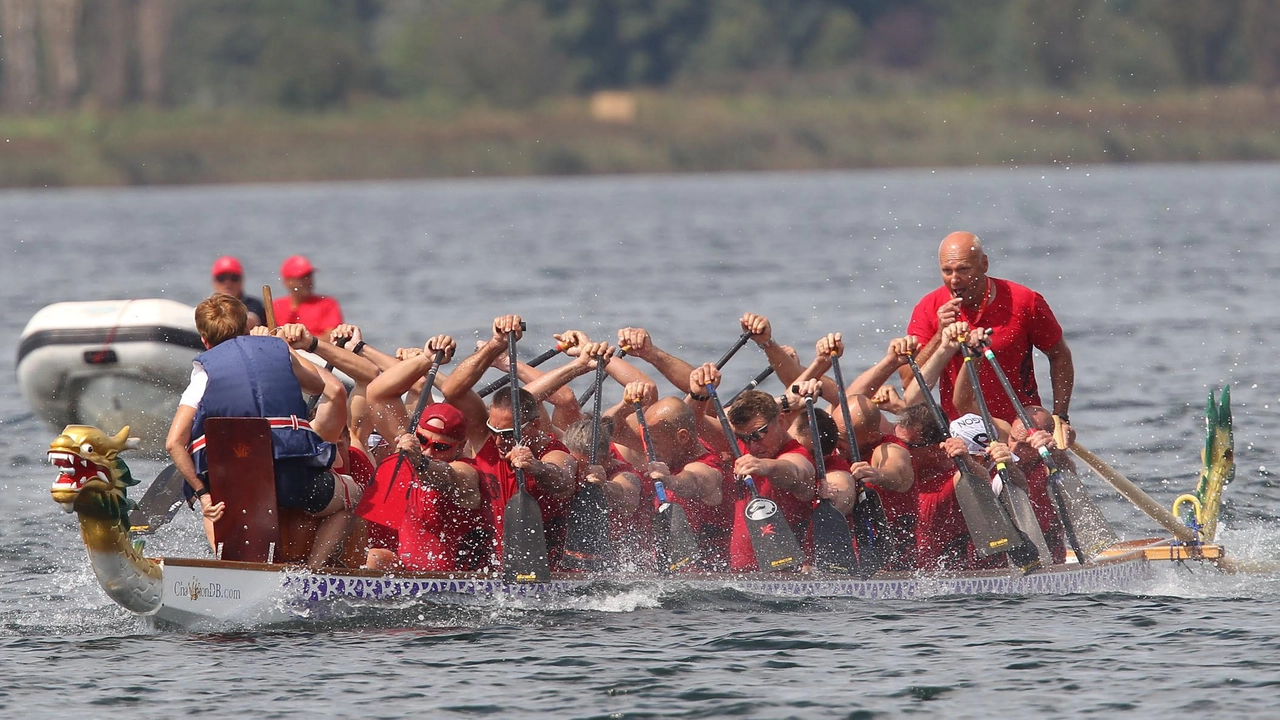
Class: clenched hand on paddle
498,319,552,583
561,341,616,571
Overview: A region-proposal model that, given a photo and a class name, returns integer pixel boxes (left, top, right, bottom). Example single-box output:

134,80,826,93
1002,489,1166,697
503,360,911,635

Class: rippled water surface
2,165,1279,718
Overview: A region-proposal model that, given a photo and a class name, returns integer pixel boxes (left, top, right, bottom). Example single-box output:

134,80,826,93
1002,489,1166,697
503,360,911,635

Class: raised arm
618,327,697,394
740,312,805,387
440,315,522,449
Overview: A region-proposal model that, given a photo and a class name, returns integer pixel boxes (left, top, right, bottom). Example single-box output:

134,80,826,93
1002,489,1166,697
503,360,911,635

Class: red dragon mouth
48,451,110,493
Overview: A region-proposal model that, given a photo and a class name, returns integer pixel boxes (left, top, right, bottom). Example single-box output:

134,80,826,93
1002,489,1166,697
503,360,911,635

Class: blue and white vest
188,335,332,479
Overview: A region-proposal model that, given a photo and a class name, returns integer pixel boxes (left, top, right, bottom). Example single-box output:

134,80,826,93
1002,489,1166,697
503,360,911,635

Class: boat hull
148,541,1202,627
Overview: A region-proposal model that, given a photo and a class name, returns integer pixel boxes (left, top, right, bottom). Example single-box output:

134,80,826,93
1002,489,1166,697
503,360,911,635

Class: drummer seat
205,417,281,563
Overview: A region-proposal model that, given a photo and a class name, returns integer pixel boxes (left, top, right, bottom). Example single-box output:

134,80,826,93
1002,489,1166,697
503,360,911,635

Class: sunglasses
734,421,771,444
415,433,457,452
486,421,532,438
214,273,242,282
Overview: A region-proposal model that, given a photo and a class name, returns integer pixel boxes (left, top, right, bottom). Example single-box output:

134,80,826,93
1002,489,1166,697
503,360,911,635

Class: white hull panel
152,553,1156,628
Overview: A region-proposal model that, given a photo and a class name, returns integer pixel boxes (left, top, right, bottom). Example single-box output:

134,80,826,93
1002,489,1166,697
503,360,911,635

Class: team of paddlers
167,232,1082,574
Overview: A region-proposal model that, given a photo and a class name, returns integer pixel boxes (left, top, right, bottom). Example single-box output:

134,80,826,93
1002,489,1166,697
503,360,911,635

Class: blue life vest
188,335,332,480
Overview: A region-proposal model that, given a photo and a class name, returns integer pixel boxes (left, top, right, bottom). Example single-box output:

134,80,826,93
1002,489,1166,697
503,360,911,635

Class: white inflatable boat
17,299,201,449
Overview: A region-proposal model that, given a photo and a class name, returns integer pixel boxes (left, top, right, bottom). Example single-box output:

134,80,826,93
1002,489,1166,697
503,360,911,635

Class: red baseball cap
211,256,243,277
280,255,315,279
418,404,467,443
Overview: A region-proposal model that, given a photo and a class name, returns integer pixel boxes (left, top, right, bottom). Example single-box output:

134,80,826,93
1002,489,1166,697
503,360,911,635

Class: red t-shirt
473,434,573,565
906,277,1063,422
728,439,815,572
397,457,485,572
273,295,344,338
662,440,735,571
911,449,969,570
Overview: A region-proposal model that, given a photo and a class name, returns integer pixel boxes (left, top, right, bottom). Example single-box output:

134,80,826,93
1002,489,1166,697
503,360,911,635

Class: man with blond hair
165,293,361,570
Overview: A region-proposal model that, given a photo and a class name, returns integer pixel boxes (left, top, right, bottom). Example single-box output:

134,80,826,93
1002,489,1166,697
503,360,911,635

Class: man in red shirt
904,232,1074,427
439,315,579,569
273,255,344,340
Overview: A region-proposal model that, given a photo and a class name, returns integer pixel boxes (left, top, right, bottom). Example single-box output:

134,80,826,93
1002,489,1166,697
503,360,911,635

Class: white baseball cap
949,413,1019,462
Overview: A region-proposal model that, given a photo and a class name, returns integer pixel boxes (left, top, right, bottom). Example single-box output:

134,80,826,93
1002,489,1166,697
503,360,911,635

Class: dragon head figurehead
49,425,140,527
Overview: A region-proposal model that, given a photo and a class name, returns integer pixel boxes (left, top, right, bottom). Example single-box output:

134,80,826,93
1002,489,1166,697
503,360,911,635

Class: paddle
976,343,1118,561
382,349,447,503
903,354,1025,560
960,345,1050,567
829,353,891,574
306,337,349,413
798,387,858,574
706,383,802,572
477,343,566,398
127,464,187,534
561,354,612,571
726,366,776,406
634,401,700,571
576,349,626,407
501,329,552,583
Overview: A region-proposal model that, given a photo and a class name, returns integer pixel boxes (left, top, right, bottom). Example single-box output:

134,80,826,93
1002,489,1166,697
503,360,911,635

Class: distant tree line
3,0,1280,113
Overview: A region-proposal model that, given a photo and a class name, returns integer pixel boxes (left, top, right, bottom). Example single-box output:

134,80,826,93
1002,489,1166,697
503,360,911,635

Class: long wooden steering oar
829,353,891,574
1068,443,1198,543
961,345,1050,567
798,387,858,574
561,353,612,570
706,383,802,572
501,328,552,583
975,343,1118,561
904,353,1025,560
634,401,700,571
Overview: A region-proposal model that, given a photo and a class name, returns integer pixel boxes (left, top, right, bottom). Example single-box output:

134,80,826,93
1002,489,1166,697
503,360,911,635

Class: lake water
2,164,1279,718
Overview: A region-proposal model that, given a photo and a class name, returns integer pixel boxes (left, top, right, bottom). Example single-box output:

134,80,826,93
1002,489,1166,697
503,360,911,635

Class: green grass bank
2,87,1278,188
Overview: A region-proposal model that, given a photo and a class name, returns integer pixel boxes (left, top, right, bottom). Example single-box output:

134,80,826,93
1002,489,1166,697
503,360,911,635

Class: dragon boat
48,389,1236,629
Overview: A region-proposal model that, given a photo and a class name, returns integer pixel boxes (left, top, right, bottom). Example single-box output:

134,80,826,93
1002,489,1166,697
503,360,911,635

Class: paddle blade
849,487,893,576
560,484,611,572
128,464,186,535
1049,469,1119,561
1001,481,1051,567
811,499,857,574
953,469,1024,559
653,502,699,572
502,488,551,583
744,497,803,572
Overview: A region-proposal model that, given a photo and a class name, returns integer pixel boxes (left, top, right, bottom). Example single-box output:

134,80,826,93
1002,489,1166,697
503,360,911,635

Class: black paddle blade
128,464,186,535
560,484,611,572
1001,481,1051,567
744,497,803,572
502,488,551,583
849,487,893,576
953,469,1024,559
811,499,857,574
1050,469,1120,561
653,502,699,572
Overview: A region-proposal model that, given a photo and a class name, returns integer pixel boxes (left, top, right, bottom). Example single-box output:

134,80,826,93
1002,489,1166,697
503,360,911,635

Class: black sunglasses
214,273,242,282
734,420,771,444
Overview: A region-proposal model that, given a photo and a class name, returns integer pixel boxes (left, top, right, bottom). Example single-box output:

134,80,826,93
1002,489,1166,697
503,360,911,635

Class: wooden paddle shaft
262,285,276,331
1069,442,1198,543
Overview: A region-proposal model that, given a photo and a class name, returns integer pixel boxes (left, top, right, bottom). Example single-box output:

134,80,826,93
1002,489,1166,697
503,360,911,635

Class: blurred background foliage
5,0,1280,112
2,0,1279,185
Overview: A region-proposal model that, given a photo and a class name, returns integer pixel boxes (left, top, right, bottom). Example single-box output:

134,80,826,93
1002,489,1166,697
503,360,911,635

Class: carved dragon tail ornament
49,425,163,615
